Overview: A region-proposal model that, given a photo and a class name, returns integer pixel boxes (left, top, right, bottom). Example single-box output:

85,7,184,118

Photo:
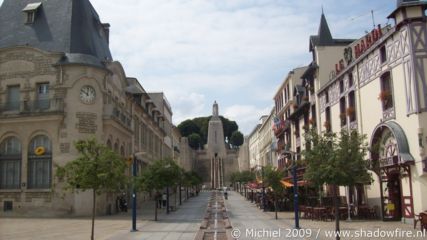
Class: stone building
193,102,240,189
0,0,175,216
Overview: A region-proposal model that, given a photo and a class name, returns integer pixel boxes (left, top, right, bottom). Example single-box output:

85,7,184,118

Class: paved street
226,191,426,240
0,192,209,240
1,191,426,240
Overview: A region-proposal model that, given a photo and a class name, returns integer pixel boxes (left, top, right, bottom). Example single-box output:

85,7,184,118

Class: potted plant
346,107,355,117
323,121,331,130
309,118,316,125
292,102,299,109
378,90,391,102
303,125,310,132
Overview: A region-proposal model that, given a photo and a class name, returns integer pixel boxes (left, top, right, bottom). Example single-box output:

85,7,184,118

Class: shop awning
247,182,261,189
280,180,309,188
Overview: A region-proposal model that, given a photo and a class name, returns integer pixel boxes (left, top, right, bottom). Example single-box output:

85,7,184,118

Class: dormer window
22,2,42,24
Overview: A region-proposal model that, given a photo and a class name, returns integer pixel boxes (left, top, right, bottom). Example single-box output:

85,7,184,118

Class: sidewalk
0,192,209,240
226,191,425,240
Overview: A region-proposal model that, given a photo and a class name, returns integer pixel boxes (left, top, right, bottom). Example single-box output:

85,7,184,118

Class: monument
195,101,239,189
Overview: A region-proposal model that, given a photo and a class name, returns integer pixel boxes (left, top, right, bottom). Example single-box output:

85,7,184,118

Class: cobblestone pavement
0,192,209,240
226,191,426,240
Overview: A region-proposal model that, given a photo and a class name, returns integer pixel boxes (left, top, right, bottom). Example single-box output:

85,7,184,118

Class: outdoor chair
419,212,427,231
414,211,427,229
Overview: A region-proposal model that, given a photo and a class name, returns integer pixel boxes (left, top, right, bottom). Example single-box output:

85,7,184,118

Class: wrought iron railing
0,99,64,115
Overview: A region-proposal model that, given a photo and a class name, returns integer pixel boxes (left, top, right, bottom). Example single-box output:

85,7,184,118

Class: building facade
273,0,427,223
0,0,180,216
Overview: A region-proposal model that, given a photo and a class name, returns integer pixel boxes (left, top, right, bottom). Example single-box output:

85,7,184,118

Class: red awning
247,182,261,189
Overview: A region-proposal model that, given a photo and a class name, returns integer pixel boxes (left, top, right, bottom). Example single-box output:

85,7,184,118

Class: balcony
289,99,310,120
273,120,291,137
276,140,290,153
104,103,132,129
0,99,64,117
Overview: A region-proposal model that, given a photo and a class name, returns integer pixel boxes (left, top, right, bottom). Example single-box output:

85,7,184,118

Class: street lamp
131,154,137,232
284,150,300,229
261,166,267,212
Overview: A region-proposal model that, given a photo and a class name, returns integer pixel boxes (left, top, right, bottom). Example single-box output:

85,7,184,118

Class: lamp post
131,154,137,232
261,166,266,212
285,151,300,229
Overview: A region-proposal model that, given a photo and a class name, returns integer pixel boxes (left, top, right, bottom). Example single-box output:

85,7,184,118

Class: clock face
80,85,96,104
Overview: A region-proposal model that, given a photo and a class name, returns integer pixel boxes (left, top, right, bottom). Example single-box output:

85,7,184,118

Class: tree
56,138,127,240
230,131,244,147
303,129,371,240
177,116,241,149
263,165,285,220
177,120,200,137
137,158,181,221
188,133,202,149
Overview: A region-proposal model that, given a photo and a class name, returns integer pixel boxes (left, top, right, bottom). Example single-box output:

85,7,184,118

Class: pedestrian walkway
0,192,209,240
225,191,295,240
226,191,426,240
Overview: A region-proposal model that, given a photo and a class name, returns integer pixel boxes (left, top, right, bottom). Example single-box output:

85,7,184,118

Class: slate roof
0,0,112,68
309,13,354,51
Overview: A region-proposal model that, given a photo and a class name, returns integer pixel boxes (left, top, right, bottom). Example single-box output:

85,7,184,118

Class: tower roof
0,0,112,67
317,13,333,46
309,12,354,51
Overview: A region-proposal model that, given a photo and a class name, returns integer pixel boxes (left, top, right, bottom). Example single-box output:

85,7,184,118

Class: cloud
223,104,272,134
168,92,206,124
0,0,395,134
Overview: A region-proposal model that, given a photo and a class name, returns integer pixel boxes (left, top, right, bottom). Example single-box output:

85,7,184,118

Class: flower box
346,107,355,117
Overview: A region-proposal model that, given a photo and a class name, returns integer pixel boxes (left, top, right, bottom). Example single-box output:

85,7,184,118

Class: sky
0,0,397,134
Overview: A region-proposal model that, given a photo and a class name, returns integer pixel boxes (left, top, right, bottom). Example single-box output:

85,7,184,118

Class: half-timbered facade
316,0,427,222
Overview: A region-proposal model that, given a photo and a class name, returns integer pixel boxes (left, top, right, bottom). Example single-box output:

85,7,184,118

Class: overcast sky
0,0,396,134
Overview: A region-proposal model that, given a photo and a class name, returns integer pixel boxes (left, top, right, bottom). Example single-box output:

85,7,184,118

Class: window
349,73,354,87
106,140,112,149
380,46,387,63
325,107,331,132
295,120,300,137
7,86,20,111
348,91,356,122
120,145,125,157
380,72,393,110
0,137,21,189
340,97,347,126
28,135,51,189
22,2,41,24
325,91,329,103
311,105,316,126
36,83,49,110
340,80,344,94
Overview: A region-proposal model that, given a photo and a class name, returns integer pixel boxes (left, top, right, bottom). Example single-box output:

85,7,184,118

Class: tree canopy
302,129,372,187
177,115,243,149
302,129,372,240
55,138,127,240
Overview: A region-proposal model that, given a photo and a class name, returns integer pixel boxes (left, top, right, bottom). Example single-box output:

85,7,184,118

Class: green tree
229,172,241,190
56,138,127,240
188,133,202,149
137,158,181,221
303,129,371,240
263,165,285,220
230,131,244,147
177,116,241,148
177,119,200,137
